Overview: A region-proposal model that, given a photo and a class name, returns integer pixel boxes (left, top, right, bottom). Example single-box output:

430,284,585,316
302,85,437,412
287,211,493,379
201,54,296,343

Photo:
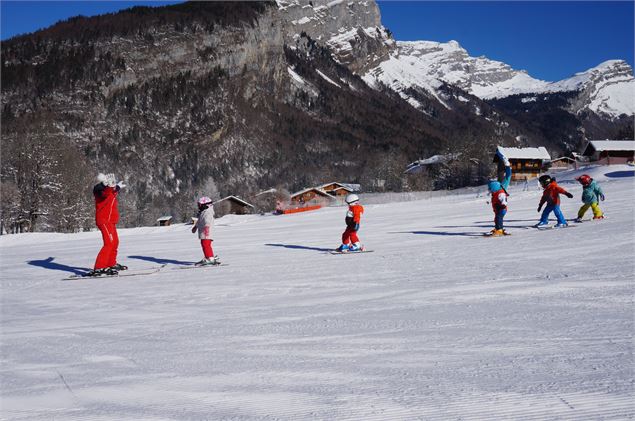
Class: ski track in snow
1,166,633,420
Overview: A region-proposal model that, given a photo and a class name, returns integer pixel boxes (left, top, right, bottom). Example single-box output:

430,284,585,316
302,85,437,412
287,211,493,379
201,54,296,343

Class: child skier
336,194,364,252
574,174,605,222
535,175,574,228
191,196,220,266
487,151,512,236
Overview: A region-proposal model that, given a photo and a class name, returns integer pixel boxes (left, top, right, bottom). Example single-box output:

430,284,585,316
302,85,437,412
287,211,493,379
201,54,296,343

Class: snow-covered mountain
362,39,635,119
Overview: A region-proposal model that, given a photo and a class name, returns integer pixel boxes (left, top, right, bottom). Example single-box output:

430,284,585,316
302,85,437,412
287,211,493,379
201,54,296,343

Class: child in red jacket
336,194,365,252
535,175,573,228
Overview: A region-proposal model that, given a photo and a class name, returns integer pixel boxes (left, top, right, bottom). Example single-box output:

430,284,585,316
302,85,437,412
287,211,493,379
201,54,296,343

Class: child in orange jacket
336,194,364,252
535,175,573,228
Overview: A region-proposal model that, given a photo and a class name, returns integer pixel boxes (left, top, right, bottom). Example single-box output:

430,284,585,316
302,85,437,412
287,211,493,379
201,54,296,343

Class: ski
62,265,165,281
174,263,228,270
330,250,374,255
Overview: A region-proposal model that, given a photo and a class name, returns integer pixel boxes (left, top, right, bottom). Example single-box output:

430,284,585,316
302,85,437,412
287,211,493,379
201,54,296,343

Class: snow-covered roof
405,153,460,173
216,196,254,208
317,182,361,192
496,146,551,160
156,216,173,221
290,187,336,199
585,140,635,152
255,188,277,197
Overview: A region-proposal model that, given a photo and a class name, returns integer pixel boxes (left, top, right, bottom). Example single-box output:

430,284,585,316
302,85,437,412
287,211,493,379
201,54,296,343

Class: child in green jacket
574,174,605,221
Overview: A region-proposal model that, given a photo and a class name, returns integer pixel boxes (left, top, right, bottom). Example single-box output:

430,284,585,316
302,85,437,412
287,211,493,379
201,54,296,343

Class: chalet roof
216,195,254,208
255,188,277,196
290,187,336,199
405,153,460,174
317,182,361,192
156,215,173,222
495,146,551,161
583,140,635,154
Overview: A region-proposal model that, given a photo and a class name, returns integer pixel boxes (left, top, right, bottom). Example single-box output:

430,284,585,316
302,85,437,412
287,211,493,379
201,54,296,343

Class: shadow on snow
127,255,195,266
265,243,334,252
27,257,90,275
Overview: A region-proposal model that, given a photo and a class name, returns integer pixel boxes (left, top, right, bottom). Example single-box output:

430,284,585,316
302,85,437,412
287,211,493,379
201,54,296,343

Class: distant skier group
88,150,605,276
487,150,605,237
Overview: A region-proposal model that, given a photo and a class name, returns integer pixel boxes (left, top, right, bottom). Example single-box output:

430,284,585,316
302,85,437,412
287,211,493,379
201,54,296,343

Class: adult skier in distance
487,150,512,236
88,173,127,276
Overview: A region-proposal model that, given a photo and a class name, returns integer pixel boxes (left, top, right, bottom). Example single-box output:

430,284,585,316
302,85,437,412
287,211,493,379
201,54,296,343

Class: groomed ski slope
1,165,633,420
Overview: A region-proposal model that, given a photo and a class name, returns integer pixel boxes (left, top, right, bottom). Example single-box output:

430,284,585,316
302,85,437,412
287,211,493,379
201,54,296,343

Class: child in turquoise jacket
575,174,605,221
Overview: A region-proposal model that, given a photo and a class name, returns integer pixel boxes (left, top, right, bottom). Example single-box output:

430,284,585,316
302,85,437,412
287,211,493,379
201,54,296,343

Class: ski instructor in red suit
89,173,127,276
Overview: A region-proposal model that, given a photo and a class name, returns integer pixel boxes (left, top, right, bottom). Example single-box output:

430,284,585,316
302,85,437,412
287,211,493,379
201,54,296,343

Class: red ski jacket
94,183,120,224
491,189,508,211
539,181,569,207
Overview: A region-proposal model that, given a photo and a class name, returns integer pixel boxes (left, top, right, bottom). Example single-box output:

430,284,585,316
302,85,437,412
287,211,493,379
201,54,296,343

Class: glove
600,194,605,201
354,223,360,231
191,226,197,233
104,173,116,187
565,192,573,199
116,181,126,189
537,205,543,212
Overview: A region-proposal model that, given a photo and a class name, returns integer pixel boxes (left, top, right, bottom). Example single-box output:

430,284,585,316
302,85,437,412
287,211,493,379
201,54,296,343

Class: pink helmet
197,196,213,206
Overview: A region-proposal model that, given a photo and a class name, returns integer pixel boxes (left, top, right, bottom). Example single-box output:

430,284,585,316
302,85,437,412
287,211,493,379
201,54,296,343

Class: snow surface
1,166,634,420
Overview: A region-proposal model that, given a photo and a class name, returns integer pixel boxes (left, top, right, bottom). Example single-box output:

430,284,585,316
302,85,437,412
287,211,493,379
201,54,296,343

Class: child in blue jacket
574,174,605,221
487,150,512,236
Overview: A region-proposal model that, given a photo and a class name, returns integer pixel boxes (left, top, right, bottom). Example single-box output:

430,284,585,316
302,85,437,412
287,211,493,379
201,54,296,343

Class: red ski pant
341,227,359,245
94,223,119,269
200,239,214,258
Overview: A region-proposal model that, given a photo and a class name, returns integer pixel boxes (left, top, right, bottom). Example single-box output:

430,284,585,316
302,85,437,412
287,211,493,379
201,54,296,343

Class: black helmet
538,175,552,187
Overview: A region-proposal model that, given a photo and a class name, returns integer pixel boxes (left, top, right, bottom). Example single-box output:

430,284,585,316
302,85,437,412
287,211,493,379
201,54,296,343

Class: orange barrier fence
282,205,322,214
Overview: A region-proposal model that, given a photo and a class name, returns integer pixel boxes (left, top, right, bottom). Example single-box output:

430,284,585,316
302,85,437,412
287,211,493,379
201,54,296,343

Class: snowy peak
363,38,634,118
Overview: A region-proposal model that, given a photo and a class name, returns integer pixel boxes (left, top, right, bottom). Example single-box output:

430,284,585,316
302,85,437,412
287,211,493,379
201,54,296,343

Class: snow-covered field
1,166,633,420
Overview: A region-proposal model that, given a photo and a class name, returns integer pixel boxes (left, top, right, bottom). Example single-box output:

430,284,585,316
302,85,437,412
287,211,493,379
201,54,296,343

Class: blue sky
1,1,633,81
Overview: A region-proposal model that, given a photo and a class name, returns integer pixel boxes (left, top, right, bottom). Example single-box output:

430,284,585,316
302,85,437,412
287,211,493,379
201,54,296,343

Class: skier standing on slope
535,175,573,228
89,173,127,276
487,150,512,236
191,197,220,266
336,194,365,252
574,174,605,222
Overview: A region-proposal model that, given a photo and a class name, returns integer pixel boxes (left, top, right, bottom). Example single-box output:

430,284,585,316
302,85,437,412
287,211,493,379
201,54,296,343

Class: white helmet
197,196,213,206
345,193,359,204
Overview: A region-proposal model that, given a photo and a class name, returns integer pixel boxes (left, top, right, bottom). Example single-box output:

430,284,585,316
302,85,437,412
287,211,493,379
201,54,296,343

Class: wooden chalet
581,140,635,165
317,182,361,200
214,196,255,216
549,157,577,171
156,215,173,226
289,187,336,207
494,146,551,181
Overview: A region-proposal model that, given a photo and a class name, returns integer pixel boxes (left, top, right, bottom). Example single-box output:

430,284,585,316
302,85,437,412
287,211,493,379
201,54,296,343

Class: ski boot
111,263,128,271
573,217,584,223
593,215,604,220
195,256,221,266
86,267,119,277
492,229,507,237
533,221,549,228
554,223,568,228
335,244,350,253
348,242,363,252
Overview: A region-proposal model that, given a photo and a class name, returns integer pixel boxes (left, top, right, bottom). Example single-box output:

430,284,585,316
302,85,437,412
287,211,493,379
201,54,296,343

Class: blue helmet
488,180,502,192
